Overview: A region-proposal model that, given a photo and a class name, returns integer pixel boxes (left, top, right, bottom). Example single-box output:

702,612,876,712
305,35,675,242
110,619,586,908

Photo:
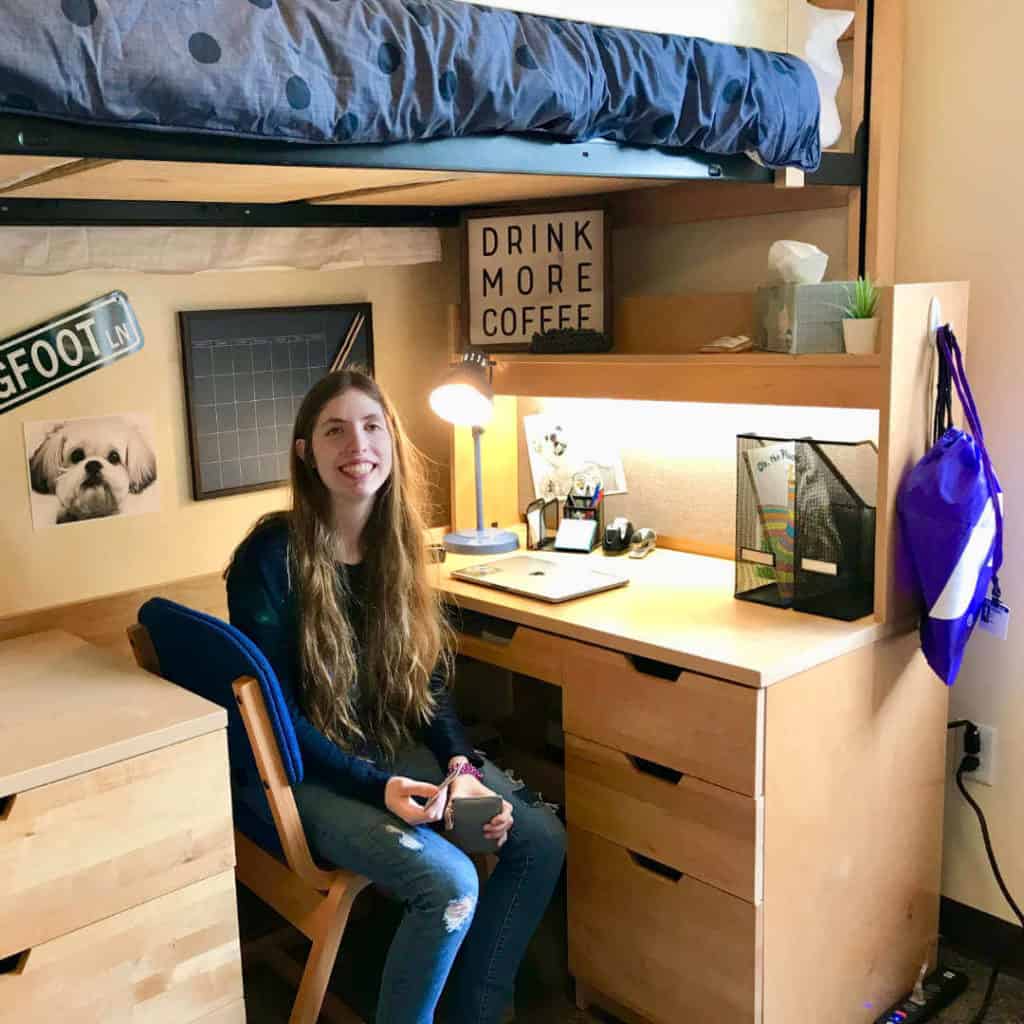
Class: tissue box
754,282,852,354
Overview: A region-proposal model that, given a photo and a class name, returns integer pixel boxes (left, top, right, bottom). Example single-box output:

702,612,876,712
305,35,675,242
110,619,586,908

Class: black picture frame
179,302,374,501
460,202,613,354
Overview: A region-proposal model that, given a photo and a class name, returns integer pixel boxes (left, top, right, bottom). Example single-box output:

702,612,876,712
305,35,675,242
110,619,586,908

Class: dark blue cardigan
226,520,474,808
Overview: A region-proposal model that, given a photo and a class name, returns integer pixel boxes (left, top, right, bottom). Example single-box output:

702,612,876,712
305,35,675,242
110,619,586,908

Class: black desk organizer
735,434,877,621
562,491,605,550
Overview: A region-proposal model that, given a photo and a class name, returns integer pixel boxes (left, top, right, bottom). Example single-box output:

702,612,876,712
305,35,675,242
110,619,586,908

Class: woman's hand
449,773,514,848
384,776,443,826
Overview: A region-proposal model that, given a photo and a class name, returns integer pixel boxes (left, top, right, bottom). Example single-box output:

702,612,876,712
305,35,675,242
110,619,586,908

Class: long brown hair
232,370,451,760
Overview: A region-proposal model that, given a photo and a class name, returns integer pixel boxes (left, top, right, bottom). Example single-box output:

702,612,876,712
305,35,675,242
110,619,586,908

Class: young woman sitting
226,370,566,1024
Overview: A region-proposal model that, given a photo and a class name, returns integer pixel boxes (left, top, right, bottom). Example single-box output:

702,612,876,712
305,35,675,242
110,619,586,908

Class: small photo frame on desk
525,497,559,550
554,517,599,553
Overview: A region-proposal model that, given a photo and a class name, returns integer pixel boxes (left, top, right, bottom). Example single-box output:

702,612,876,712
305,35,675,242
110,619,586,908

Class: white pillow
801,3,854,148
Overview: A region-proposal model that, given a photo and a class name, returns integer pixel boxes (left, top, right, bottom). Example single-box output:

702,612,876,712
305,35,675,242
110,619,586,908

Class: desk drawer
0,870,243,1024
563,643,763,795
456,620,567,687
566,733,761,901
0,730,234,959
568,826,760,1024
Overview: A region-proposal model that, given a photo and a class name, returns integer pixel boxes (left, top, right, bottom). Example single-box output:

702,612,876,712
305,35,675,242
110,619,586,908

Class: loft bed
0,0,889,268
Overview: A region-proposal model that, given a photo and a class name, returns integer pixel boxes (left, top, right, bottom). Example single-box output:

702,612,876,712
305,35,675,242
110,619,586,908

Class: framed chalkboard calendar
179,302,373,500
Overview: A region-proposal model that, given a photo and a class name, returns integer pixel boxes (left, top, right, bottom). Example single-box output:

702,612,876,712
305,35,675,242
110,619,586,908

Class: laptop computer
450,555,629,603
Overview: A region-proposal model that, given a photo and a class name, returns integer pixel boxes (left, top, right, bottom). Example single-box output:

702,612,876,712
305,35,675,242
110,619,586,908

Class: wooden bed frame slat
0,160,463,205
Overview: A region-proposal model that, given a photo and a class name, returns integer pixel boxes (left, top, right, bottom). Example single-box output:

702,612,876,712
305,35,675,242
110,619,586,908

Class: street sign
0,291,144,415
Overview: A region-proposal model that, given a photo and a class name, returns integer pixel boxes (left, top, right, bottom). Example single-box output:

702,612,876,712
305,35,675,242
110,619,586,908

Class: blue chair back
138,597,305,851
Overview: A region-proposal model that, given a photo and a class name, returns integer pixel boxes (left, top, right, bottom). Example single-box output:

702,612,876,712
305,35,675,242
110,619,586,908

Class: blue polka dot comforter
0,0,822,171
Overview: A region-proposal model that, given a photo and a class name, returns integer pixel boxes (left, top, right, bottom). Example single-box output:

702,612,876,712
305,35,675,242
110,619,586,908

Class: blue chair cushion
138,597,303,787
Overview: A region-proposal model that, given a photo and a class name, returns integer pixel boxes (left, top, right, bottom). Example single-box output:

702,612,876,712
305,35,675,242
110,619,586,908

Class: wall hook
928,296,944,342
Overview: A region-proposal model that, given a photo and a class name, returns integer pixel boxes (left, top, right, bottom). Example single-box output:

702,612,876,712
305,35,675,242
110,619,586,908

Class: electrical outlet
965,724,997,787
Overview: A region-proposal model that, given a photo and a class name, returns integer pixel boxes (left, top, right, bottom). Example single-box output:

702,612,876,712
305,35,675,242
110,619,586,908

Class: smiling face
304,388,394,505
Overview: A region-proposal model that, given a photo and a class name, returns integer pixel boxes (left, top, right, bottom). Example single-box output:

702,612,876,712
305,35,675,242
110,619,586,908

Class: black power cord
946,720,1024,1024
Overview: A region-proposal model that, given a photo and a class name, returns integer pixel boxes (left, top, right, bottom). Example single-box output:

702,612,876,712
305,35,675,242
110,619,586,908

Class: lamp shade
428,355,494,427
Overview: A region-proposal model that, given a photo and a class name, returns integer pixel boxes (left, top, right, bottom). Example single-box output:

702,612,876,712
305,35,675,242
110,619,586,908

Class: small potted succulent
841,276,880,354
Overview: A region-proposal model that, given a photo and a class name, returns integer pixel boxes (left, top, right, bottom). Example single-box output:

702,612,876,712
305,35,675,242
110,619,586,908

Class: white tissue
768,240,829,284
803,5,856,149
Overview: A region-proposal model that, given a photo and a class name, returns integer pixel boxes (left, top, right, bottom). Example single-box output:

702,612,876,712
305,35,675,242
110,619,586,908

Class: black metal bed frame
0,114,865,228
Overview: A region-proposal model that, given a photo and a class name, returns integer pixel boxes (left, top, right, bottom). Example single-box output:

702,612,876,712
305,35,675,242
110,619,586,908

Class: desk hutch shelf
452,279,970,626
491,352,882,408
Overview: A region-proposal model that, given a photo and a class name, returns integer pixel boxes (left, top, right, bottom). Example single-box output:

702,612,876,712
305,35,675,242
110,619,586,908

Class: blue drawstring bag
897,324,1004,685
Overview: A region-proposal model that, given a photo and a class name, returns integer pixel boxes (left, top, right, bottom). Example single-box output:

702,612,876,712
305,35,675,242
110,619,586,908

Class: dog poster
524,412,626,501
24,413,159,529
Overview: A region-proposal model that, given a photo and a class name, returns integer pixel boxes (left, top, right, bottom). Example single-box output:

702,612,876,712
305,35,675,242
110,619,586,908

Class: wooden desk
435,544,948,1024
0,631,245,1024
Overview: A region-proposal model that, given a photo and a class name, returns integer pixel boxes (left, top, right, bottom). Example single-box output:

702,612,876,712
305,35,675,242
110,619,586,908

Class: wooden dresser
0,631,244,1024
441,545,948,1024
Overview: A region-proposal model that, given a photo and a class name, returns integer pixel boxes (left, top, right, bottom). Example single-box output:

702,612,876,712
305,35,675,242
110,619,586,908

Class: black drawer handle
0,795,14,821
451,607,519,644
627,755,684,785
0,950,30,976
479,627,518,647
628,851,683,883
626,655,684,682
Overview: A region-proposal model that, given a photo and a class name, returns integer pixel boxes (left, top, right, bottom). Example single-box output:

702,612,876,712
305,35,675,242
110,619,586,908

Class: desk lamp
429,352,519,555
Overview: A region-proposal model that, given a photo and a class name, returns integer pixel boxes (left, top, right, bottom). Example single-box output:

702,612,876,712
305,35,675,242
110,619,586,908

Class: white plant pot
842,317,879,354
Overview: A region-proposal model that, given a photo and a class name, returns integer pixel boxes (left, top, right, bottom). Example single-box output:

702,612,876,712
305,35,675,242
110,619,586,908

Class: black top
226,519,475,808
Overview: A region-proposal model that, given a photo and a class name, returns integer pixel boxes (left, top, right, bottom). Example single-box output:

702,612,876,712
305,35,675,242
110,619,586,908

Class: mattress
0,0,823,170
463,0,853,149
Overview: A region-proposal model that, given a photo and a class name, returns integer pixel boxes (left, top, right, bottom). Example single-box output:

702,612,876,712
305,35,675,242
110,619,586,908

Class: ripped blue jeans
287,746,565,1024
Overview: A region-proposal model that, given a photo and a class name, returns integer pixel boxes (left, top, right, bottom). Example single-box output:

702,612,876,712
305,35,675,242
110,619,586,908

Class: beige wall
516,397,878,552
593,202,854,554
0,237,458,618
897,1,1023,923
615,206,849,297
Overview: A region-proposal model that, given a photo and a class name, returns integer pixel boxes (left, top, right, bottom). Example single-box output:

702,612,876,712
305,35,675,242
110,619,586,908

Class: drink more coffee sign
0,292,144,415
466,209,605,347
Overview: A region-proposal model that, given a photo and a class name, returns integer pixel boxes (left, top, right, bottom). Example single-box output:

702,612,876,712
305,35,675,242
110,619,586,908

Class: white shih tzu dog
29,417,157,524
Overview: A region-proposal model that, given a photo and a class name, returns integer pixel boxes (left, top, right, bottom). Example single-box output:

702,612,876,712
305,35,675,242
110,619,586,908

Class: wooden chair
129,598,371,1024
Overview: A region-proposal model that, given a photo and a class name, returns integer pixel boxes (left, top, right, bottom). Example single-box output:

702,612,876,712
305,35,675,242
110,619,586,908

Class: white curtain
0,226,442,275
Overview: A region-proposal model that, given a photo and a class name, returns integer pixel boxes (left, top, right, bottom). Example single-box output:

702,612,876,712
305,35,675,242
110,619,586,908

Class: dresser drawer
563,642,763,795
455,619,567,687
0,730,234,959
0,870,242,1024
568,827,760,1024
566,733,761,901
